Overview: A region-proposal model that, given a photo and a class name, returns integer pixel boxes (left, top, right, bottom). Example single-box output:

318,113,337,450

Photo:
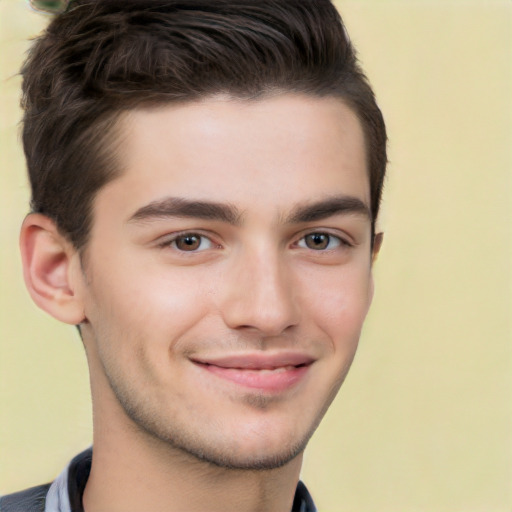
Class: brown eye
299,233,342,251
174,234,204,251
305,233,329,250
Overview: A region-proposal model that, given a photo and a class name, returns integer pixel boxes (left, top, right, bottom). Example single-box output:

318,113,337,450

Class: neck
83,425,303,512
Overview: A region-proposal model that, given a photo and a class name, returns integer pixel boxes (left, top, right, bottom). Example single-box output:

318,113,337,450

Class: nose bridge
220,243,300,335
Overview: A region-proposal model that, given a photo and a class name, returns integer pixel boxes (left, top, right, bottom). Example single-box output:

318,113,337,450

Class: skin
21,93,379,512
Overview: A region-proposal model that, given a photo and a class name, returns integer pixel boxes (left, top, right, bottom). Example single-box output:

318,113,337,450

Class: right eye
161,233,216,252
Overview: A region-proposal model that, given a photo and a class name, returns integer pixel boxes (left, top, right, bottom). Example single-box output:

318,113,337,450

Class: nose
219,247,300,336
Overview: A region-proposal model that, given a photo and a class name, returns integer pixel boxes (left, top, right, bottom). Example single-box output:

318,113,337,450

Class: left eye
168,233,215,252
297,233,343,251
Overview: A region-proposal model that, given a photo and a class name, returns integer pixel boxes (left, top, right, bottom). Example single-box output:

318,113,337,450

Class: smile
191,353,314,392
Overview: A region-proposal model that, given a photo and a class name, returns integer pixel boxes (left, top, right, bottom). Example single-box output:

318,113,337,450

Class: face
77,94,374,470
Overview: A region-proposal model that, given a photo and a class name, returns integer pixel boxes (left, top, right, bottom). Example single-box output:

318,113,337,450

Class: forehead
95,94,369,223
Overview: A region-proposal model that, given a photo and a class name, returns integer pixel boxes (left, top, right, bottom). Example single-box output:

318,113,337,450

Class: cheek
83,260,216,353
297,265,373,341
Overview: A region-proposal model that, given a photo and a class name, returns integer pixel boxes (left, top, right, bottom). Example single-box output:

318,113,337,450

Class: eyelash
158,231,352,253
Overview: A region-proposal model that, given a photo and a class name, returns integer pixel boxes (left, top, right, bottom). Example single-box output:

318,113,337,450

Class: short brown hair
21,0,387,249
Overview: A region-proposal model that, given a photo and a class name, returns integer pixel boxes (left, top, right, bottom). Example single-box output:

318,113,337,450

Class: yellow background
1,1,510,510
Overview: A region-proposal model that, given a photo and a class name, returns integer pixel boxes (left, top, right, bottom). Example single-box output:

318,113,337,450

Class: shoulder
0,483,51,512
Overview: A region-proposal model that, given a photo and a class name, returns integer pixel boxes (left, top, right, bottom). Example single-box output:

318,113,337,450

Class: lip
191,352,315,392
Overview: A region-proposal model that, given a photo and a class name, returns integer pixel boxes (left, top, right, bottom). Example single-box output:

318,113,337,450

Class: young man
1,0,386,510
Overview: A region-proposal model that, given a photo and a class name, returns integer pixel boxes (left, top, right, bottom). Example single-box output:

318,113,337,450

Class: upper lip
191,352,316,370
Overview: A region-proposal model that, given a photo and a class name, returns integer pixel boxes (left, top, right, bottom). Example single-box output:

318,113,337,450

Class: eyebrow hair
286,195,371,224
128,197,243,225
128,194,370,227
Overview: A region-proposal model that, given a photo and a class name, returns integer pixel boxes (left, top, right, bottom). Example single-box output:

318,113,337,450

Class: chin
128,400,313,471
171,409,321,471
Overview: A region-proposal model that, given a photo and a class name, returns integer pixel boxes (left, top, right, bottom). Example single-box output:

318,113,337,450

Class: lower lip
197,363,310,392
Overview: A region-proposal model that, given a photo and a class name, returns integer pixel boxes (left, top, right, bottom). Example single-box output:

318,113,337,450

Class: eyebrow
127,194,371,226
128,197,243,225
286,195,371,224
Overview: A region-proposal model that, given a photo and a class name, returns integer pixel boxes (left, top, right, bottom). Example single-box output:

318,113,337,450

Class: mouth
190,352,314,392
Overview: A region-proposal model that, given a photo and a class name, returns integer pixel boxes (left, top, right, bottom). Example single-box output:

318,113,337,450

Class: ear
371,232,384,265
20,213,86,325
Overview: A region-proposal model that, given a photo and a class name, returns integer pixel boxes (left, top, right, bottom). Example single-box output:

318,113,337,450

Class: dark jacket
0,483,51,512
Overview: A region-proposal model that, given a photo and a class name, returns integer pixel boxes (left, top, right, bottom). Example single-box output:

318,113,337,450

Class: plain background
1,1,510,511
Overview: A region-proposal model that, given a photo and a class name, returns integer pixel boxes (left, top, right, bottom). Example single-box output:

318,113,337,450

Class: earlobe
20,213,86,325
